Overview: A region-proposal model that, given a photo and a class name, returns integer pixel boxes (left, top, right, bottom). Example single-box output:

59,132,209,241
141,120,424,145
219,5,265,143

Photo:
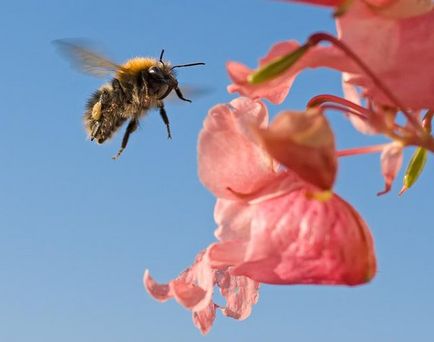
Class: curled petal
145,249,260,334
198,97,278,199
170,279,208,309
257,109,337,190
378,142,403,195
144,251,213,312
209,184,376,286
143,270,172,302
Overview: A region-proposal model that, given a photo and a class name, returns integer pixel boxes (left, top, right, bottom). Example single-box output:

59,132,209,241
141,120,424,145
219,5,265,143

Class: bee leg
112,119,138,160
158,103,172,139
175,87,192,103
90,121,102,141
90,90,110,141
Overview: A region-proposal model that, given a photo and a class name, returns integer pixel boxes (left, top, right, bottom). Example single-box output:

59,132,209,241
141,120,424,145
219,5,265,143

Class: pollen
91,101,102,120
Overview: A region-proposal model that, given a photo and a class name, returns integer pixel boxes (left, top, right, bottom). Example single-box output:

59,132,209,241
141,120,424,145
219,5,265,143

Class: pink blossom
228,3,434,110
145,97,376,333
227,42,354,105
199,97,376,285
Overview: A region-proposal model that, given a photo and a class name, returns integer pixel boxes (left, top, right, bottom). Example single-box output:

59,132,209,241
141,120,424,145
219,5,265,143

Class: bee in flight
55,40,205,159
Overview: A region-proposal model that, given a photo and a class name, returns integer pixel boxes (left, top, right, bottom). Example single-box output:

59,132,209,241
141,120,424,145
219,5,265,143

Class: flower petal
342,74,380,134
377,142,403,195
227,42,355,105
229,4,434,110
144,250,213,312
216,270,260,320
364,0,434,18
143,270,173,302
257,109,337,190
198,97,277,199
212,185,376,285
170,279,208,309
337,2,434,109
145,248,260,334
214,199,253,242
192,302,217,335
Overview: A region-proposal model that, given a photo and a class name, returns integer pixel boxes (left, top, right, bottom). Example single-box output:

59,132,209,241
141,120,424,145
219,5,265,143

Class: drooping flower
228,3,434,110
199,97,376,285
145,97,376,333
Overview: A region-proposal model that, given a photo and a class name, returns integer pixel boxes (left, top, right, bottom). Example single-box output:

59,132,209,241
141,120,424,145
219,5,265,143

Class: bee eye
148,66,164,79
148,66,158,74
148,66,166,81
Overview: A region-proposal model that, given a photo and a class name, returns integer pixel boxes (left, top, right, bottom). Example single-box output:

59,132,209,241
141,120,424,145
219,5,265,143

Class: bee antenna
171,62,206,70
159,49,165,63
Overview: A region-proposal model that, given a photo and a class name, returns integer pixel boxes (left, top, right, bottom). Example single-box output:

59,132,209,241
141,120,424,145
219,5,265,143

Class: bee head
148,65,177,85
141,64,176,99
141,49,205,101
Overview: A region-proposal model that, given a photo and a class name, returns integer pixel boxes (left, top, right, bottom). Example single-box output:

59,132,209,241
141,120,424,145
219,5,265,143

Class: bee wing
54,40,126,77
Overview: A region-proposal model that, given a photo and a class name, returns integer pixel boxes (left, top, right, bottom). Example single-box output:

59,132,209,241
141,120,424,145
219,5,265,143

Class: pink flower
227,41,354,105
228,4,434,110
200,97,376,285
145,97,376,333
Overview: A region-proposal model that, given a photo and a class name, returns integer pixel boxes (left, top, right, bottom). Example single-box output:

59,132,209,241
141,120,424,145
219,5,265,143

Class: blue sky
1,1,433,341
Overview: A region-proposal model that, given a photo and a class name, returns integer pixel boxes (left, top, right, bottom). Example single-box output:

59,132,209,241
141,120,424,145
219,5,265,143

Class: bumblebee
55,40,205,159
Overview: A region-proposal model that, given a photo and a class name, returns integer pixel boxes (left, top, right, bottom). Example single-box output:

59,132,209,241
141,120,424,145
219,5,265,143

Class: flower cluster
145,0,433,334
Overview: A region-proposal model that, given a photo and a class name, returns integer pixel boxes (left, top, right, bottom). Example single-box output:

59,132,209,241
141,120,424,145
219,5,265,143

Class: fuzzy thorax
117,57,158,78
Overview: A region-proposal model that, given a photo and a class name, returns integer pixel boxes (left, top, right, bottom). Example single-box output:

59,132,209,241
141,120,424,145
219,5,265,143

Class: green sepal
248,44,309,84
400,147,428,194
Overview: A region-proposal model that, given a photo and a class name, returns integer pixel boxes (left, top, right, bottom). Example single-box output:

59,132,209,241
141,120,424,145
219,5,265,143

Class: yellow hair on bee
117,57,157,78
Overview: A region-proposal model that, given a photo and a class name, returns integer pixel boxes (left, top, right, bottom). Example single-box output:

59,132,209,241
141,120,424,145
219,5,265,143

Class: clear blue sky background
1,1,433,341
